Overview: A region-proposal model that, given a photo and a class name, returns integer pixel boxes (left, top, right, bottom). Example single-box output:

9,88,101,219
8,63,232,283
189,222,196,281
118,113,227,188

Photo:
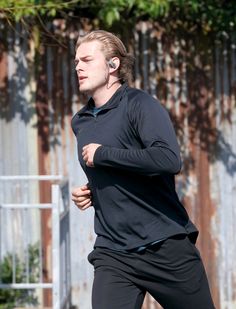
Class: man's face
75,40,108,95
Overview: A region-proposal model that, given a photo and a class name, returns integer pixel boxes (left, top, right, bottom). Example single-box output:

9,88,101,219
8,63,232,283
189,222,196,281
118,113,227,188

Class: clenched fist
71,184,92,211
82,143,101,167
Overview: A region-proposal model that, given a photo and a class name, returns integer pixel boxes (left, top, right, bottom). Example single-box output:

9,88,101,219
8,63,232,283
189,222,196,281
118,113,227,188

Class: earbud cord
105,61,121,89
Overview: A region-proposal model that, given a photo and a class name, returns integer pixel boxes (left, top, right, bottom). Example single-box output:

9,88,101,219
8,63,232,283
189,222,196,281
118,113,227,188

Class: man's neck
92,82,122,108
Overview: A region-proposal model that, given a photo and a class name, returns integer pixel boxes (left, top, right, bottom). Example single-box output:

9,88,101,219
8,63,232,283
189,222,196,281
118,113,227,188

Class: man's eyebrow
75,55,93,62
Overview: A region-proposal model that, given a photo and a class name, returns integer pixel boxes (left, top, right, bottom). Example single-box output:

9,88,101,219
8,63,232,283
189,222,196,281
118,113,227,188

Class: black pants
88,235,215,309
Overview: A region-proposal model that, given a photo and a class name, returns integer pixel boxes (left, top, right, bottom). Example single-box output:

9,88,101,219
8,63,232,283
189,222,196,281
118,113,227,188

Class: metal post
52,184,60,309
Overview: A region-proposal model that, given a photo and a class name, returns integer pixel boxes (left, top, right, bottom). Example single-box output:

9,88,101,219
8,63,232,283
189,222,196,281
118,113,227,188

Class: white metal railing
0,175,71,309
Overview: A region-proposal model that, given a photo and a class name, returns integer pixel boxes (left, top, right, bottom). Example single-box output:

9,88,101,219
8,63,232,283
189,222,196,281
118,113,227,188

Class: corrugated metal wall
0,23,41,261
0,18,235,309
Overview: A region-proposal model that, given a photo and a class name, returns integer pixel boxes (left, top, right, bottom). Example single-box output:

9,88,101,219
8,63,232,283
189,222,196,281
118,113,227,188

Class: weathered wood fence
0,18,235,309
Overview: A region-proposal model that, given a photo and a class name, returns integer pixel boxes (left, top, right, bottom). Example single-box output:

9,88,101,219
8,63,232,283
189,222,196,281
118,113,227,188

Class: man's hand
82,143,101,167
71,185,92,211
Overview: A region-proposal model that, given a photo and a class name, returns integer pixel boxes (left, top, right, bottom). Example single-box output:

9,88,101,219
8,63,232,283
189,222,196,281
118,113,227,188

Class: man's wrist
93,145,105,166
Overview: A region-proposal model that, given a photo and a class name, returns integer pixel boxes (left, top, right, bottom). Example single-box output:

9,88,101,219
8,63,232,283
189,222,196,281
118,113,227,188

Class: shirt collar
77,83,128,116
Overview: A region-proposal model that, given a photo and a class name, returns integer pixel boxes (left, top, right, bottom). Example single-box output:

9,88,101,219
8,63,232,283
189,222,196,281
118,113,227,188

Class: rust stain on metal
35,43,53,307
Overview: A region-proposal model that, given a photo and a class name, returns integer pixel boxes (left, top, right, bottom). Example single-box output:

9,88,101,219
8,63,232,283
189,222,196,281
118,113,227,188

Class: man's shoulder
126,86,150,101
125,86,159,109
71,104,88,132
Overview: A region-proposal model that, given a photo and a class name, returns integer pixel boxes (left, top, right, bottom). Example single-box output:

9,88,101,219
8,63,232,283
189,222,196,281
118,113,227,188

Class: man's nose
75,63,80,71
75,61,85,72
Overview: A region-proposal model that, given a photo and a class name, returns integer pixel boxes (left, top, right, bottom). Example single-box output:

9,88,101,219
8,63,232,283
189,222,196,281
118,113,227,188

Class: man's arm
83,95,181,176
94,144,180,176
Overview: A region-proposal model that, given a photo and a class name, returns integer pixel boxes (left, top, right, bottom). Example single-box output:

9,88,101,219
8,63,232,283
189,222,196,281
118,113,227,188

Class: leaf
105,10,115,26
49,8,57,16
14,10,23,21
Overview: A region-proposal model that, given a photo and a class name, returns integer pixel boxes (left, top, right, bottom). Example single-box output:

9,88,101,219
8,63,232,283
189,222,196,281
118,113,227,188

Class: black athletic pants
88,235,215,309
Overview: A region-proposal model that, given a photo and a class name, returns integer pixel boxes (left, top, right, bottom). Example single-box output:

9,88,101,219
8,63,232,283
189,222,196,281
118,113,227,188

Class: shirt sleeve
93,93,182,176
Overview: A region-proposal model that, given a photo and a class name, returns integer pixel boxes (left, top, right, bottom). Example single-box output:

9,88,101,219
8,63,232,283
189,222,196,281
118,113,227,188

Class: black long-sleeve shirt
71,83,198,251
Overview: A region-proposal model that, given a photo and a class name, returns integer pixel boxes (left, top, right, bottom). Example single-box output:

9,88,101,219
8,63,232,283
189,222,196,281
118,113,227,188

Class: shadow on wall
0,21,80,153
0,24,36,124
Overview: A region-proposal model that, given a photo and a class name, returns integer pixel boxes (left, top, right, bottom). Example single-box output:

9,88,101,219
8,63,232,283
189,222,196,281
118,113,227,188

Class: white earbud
108,59,116,69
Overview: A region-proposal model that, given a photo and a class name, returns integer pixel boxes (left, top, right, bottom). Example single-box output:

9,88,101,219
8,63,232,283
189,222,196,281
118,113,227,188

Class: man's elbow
170,156,182,174
160,152,182,175
148,148,182,175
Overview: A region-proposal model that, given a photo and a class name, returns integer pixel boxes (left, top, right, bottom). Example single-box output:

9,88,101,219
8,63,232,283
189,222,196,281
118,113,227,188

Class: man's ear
108,57,120,71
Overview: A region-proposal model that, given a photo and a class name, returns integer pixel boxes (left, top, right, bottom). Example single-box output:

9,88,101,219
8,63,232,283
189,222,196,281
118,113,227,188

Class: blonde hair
76,30,134,84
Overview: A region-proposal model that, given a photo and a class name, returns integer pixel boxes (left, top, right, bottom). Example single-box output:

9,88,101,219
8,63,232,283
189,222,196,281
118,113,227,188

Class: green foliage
94,0,170,26
170,0,236,34
0,243,40,308
0,0,79,21
135,0,170,18
0,0,235,34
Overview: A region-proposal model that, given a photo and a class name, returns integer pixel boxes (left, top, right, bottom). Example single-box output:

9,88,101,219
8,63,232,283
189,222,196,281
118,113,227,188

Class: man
71,30,215,309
